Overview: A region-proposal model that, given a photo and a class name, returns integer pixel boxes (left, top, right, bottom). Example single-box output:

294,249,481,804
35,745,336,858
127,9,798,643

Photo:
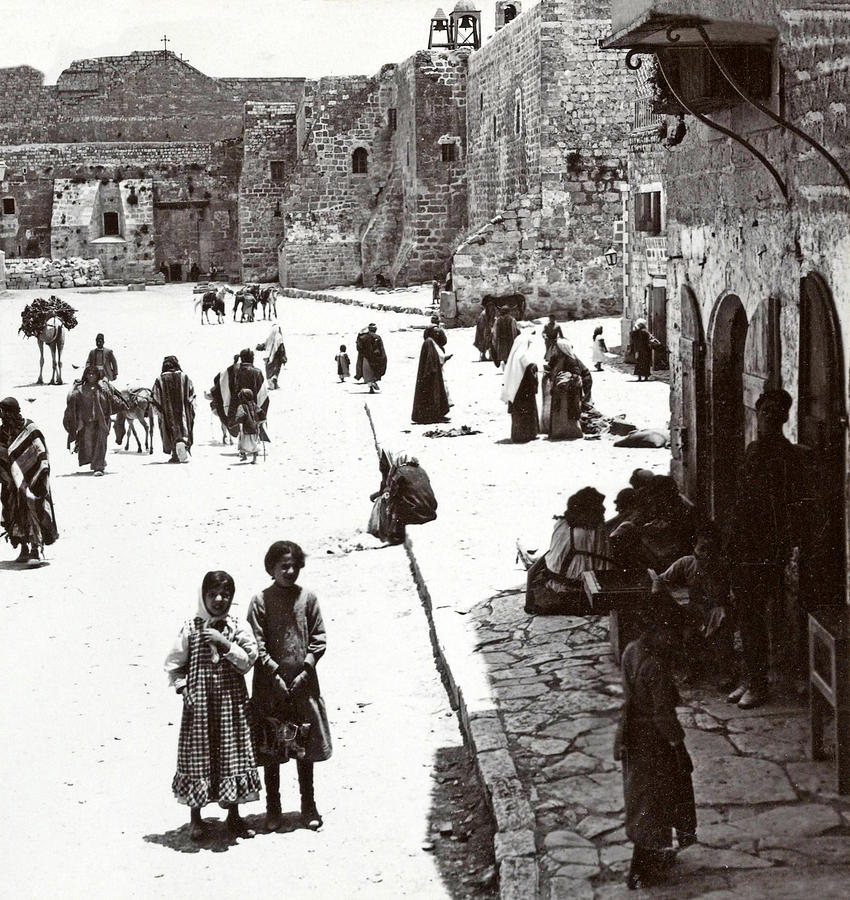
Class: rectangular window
1,197,15,215
269,160,287,182
103,211,120,236
441,143,457,162
388,108,397,131
635,190,661,235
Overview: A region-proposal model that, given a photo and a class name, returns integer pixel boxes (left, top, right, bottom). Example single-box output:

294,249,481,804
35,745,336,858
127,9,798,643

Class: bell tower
495,2,521,32
450,1,482,50
428,7,454,49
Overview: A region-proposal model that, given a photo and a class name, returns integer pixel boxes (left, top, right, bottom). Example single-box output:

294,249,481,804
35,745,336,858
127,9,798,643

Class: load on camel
18,296,78,385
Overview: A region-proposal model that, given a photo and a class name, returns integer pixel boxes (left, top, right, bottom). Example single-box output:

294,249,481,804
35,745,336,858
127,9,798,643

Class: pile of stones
4,257,104,289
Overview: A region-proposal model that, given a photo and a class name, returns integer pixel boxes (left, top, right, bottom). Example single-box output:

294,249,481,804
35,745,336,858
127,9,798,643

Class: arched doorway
679,286,706,510
709,294,748,523
799,272,846,606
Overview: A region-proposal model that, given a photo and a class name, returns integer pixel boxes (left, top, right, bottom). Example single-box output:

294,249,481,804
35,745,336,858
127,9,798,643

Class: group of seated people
520,469,736,692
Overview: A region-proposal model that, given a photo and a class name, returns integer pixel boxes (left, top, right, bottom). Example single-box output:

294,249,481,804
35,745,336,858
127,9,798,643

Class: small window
388,108,397,131
304,106,312,117
492,114,497,140
2,197,15,215
479,92,484,111
103,211,120,236
441,143,457,162
406,142,410,167
504,4,518,24
269,160,286,182
515,95,522,134
635,191,662,235
352,147,369,174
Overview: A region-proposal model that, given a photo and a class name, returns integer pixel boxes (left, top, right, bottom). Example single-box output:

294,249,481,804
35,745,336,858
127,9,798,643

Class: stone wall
0,140,242,278
646,3,850,503
239,102,298,282
452,0,632,324
3,256,103,289
280,52,468,291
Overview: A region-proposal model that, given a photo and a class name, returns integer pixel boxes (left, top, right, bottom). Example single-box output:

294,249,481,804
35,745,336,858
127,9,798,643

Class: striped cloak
0,421,58,548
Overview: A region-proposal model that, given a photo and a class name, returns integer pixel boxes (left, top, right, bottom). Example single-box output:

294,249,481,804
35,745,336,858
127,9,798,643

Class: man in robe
151,356,196,463
210,350,269,439
412,326,450,424
360,323,387,393
257,326,287,389
86,333,118,382
725,389,818,709
492,306,520,369
63,365,125,475
0,397,58,563
473,301,496,362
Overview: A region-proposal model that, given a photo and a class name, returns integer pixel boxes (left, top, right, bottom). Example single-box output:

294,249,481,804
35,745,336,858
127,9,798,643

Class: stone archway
708,293,748,523
799,272,846,606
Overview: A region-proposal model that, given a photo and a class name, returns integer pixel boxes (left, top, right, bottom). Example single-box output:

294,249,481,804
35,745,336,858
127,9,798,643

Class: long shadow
143,810,303,854
0,560,44,571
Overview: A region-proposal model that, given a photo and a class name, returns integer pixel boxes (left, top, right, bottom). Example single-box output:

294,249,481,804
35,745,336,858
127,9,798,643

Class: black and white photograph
2,1,850,897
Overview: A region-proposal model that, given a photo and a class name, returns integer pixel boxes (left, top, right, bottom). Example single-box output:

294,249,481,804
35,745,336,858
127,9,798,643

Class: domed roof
452,1,479,13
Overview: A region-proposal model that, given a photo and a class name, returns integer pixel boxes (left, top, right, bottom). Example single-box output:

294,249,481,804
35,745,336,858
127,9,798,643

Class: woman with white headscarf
502,331,539,443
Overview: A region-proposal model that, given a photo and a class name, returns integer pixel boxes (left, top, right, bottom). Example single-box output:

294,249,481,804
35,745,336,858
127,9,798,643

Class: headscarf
0,396,25,441
501,331,536,405
82,364,101,382
161,356,181,373
195,579,236,663
555,336,575,358
635,318,647,329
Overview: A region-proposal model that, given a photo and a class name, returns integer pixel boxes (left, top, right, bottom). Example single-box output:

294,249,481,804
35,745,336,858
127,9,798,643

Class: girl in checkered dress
165,570,261,841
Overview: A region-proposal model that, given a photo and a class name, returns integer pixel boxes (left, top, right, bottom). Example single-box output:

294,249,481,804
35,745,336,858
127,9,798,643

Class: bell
433,20,448,31
460,15,475,27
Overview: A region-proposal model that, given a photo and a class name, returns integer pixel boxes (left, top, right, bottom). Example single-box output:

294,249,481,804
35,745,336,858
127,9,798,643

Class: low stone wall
279,286,428,316
3,256,104,289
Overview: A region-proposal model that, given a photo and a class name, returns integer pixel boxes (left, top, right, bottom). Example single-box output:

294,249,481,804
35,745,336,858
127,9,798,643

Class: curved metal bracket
693,24,850,197
655,55,790,204
625,48,644,70
666,26,682,44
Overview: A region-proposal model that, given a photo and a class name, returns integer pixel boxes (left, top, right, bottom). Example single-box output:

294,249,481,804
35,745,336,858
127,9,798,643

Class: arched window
504,4,518,24
352,147,369,174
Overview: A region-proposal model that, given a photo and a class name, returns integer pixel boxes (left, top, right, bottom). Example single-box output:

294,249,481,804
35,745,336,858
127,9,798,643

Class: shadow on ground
144,810,304,854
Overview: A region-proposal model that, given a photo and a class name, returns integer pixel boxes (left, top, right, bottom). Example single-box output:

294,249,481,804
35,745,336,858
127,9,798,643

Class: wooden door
649,286,668,369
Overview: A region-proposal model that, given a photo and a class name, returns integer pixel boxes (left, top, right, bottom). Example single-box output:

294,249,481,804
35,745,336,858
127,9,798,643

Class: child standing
592,326,608,371
614,598,696,889
234,387,260,463
165,570,260,841
336,344,351,382
247,541,333,831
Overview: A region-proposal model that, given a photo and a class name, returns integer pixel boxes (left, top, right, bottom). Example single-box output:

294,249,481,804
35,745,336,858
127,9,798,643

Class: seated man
652,522,737,692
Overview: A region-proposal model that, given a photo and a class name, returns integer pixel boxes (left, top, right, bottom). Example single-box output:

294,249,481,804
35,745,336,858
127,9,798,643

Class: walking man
86,333,118,382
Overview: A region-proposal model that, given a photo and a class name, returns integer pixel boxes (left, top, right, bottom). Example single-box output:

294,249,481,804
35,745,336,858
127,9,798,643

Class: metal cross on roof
161,35,170,53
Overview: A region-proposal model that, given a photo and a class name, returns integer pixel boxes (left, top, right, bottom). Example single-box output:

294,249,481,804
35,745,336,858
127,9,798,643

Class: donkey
196,286,233,325
113,387,155,453
258,285,279,321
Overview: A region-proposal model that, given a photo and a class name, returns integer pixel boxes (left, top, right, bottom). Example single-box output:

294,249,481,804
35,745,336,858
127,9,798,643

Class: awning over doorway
600,8,777,50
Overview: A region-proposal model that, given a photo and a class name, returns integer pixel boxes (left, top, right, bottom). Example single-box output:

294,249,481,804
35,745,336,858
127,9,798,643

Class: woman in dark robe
614,597,697,889
501,332,539,443
63,365,125,475
630,318,657,381
542,315,563,362
492,307,520,368
542,338,592,439
412,327,451,424
367,449,437,544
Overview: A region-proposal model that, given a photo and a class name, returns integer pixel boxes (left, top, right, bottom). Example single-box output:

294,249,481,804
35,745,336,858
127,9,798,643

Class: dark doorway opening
799,272,846,607
103,211,120,236
169,263,183,282
679,286,706,510
710,294,748,524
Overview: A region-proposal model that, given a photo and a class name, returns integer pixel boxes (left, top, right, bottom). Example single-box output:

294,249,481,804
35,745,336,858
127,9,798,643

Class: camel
37,317,65,385
113,388,155,454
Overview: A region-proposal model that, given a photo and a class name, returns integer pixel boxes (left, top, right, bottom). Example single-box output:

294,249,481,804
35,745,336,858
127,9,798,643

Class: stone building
604,1,850,603
451,0,633,324
0,1,634,327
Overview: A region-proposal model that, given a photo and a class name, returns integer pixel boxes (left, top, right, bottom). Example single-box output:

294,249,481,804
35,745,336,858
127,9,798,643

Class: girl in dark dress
614,596,697,889
247,541,332,832
502,332,539,443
